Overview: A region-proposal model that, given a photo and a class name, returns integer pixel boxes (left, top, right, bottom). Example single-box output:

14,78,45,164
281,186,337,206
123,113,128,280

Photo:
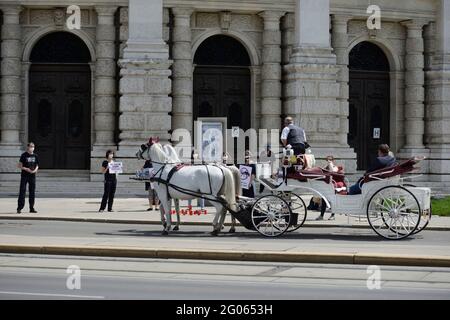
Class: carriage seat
363,157,420,183
286,167,348,194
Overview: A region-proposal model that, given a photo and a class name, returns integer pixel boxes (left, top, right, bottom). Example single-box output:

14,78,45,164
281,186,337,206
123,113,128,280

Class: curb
0,215,449,231
0,244,449,267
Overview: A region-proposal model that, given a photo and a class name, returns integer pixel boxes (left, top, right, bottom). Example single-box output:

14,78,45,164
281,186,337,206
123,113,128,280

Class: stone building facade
0,0,449,182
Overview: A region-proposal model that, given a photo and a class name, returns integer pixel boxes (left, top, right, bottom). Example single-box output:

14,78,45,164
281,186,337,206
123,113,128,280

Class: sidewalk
1,197,450,231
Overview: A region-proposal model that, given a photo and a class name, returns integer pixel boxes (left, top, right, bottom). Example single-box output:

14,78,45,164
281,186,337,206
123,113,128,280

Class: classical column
259,11,285,130
0,5,22,146
93,6,118,148
400,19,428,151
285,0,356,172
427,0,450,181
0,5,23,179
171,8,194,133
118,0,172,172
331,15,351,147
424,22,435,147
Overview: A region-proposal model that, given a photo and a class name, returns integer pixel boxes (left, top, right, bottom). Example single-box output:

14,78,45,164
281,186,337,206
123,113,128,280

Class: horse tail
227,165,242,197
220,167,237,211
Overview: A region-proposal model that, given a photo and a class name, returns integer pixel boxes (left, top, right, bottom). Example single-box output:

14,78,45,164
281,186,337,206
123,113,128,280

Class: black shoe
108,209,114,212
147,208,153,211
17,209,21,214
30,209,37,213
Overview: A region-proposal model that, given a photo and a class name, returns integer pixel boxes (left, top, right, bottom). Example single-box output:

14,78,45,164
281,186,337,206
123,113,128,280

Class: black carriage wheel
281,193,307,232
251,194,292,237
367,185,421,240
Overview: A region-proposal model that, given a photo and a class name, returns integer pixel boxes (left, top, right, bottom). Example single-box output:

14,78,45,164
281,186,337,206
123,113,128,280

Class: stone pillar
400,20,428,151
427,0,450,181
0,5,23,179
118,0,172,174
171,8,194,134
259,11,285,130
93,6,117,149
424,22,435,147
284,0,356,172
331,15,351,147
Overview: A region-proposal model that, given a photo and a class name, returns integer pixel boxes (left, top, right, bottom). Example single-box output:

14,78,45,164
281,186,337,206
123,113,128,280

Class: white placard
239,165,253,189
256,163,271,180
231,126,240,138
196,118,227,163
108,162,123,174
142,167,155,179
373,128,380,139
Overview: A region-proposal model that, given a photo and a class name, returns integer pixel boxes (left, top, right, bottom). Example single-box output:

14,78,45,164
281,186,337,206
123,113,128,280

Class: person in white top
280,116,308,155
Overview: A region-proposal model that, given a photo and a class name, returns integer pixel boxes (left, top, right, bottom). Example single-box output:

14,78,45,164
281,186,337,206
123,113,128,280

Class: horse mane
149,143,168,163
163,144,181,163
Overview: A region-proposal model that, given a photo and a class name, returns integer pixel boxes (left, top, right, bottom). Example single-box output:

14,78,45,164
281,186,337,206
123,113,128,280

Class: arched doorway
348,41,390,170
193,35,251,131
29,32,91,169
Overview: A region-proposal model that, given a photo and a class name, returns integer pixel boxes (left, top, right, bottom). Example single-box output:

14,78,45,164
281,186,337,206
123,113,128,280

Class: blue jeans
188,198,204,209
348,183,362,195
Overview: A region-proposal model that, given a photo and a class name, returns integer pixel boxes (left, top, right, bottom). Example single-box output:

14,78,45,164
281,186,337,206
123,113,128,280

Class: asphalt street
1,219,449,250
0,254,449,299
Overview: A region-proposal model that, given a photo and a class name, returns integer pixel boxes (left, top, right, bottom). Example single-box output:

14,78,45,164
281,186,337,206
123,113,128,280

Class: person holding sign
99,150,118,212
240,150,256,198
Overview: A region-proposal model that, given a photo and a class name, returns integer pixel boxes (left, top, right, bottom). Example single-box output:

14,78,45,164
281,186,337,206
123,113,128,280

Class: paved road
0,219,449,258
0,254,449,300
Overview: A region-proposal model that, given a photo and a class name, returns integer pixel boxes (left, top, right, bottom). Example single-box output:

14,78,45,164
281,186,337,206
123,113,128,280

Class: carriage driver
280,116,308,156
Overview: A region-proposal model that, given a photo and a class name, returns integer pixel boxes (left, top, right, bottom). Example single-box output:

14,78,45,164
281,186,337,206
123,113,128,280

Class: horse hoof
161,230,169,236
210,230,219,236
173,226,179,231
228,228,236,233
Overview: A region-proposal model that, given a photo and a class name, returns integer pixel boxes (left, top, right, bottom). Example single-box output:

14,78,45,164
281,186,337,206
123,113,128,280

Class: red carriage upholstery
286,167,328,182
363,158,420,183
286,167,343,184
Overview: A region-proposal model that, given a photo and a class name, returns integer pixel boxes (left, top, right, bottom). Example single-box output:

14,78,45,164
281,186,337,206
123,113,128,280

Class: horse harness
150,162,226,204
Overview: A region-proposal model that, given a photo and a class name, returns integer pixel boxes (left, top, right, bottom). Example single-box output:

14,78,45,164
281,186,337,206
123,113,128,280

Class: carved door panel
29,64,91,169
194,66,250,130
349,71,390,170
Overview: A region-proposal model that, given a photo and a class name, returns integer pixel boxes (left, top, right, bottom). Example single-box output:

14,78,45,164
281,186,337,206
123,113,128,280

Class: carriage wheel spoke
256,217,270,228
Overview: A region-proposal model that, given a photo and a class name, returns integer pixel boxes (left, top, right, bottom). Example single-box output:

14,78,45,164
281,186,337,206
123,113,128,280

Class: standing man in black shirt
99,149,117,212
17,142,39,213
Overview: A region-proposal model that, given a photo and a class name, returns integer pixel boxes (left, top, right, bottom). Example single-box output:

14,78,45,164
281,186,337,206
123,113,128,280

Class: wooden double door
349,71,390,170
193,66,251,130
29,64,91,169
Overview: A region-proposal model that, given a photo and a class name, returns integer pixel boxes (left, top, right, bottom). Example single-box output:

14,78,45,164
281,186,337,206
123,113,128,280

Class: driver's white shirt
280,126,290,140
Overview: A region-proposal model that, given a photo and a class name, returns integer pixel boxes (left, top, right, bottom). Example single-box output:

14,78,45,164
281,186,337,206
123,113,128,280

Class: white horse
163,144,241,233
137,139,238,235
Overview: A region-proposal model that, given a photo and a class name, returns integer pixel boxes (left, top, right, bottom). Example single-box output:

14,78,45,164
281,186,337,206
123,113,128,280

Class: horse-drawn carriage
237,156,431,239
136,139,431,240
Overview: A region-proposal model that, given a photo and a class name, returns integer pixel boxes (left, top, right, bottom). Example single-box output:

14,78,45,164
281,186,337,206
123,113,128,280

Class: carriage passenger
348,144,396,195
312,156,343,220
